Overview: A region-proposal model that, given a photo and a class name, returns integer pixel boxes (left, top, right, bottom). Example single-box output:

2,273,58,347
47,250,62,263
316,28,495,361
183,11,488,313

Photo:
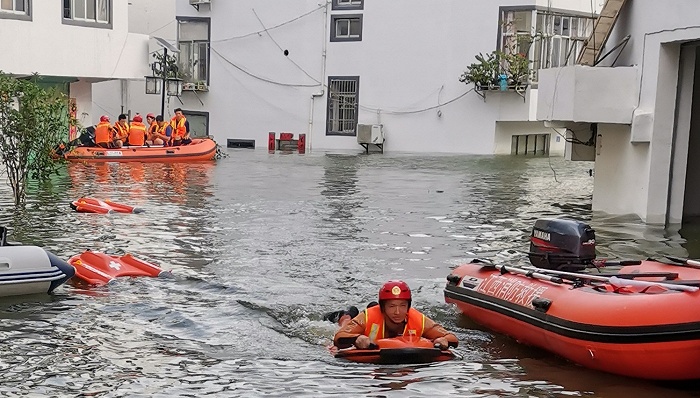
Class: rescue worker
333,281,459,350
94,115,113,148
112,114,129,148
147,115,170,146
146,113,157,140
170,108,192,146
127,114,147,146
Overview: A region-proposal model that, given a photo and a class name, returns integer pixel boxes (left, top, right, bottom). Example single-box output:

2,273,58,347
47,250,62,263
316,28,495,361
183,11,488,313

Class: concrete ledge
537,65,639,124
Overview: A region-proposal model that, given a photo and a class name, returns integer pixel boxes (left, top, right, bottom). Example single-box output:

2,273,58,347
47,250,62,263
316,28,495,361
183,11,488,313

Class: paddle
523,266,699,292
664,256,700,269
474,259,566,285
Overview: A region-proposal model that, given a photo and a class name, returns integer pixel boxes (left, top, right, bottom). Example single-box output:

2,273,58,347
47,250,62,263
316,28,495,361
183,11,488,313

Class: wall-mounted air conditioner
357,124,384,144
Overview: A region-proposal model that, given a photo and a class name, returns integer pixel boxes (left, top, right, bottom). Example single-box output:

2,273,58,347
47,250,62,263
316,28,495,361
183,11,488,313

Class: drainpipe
308,0,330,151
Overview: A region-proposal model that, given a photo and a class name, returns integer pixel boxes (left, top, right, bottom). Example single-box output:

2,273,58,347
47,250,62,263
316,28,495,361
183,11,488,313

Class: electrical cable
212,5,325,43
211,46,320,88
252,8,321,84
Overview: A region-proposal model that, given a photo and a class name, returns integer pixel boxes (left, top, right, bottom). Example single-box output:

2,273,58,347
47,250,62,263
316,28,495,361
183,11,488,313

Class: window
178,18,210,87
330,14,362,42
332,0,363,11
511,134,550,155
1,0,26,13
499,8,594,82
63,0,110,27
182,111,209,138
326,76,359,136
0,0,29,19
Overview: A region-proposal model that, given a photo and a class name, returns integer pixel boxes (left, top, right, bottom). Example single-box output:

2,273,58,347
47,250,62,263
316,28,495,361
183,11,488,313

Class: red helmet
100,115,110,122
146,113,156,119
133,115,143,122
378,280,411,301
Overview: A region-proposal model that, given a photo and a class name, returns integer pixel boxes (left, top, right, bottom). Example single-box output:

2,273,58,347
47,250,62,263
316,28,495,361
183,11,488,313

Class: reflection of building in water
320,154,364,240
66,162,217,269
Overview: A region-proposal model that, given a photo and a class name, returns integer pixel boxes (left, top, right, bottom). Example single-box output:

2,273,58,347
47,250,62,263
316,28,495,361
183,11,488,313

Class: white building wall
92,0,177,125
0,1,148,80
595,1,700,224
169,0,597,154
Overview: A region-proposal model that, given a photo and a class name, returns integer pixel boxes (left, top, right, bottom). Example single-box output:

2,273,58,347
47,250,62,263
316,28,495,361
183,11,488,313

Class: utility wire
211,46,320,88
359,88,474,115
252,8,321,84
212,5,325,43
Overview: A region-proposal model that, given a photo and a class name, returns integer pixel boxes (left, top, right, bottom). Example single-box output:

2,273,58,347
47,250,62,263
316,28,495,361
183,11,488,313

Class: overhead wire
212,5,326,43
251,8,321,84
211,46,320,88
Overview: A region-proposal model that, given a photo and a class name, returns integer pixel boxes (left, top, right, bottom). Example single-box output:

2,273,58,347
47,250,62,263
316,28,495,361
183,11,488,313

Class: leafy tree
0,72,76,205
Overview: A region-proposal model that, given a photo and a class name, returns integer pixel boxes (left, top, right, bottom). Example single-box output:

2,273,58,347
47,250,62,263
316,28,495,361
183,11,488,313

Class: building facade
166,0,601,155
538,0,700,225
0,0,149,133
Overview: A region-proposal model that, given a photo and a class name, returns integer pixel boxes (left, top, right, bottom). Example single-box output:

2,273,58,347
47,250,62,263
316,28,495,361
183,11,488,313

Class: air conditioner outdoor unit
357,124,384,144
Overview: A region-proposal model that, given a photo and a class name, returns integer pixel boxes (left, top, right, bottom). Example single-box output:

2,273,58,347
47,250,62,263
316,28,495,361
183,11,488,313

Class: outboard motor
528,218,596,271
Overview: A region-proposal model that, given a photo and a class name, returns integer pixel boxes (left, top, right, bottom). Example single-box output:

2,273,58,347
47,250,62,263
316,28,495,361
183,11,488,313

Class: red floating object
69,250,167,286
70,197,143,214
334,335,456,364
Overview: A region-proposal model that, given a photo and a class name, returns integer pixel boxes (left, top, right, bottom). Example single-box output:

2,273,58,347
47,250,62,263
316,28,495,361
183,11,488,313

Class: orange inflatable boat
335,335,456,364
70,197,143,214
63,138,217,162
69,250,168,286
445,218,700,380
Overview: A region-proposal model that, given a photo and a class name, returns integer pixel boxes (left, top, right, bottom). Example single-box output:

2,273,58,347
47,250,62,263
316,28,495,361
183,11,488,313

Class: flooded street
0,150,698,397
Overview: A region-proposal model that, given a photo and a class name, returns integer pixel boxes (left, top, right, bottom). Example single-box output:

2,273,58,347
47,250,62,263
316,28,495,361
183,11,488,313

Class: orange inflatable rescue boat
70,197,143,214
63,138,217,162
445,218,700,381
69,250,168,286
335,335,456,364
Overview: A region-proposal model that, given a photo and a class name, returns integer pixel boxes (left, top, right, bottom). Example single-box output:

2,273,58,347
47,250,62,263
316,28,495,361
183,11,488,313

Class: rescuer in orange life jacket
333,281,459,350
94,115,113,148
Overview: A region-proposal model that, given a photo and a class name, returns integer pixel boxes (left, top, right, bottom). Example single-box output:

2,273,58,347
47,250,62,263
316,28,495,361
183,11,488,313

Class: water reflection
319,154,364,240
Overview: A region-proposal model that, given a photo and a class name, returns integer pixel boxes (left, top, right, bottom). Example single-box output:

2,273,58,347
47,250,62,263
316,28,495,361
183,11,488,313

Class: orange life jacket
170,116,187,140
114,122,129,140
127,121,147,146
363,305,425,341
148,121,158,138
94,121,113,144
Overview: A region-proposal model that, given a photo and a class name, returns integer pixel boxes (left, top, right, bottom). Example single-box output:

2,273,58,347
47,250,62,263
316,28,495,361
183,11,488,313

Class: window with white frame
332,0,363,10
499,8,593,82
326,77,359,136
63,0,109,24
330,14,362,42
0,0,28,14
178,18,210,86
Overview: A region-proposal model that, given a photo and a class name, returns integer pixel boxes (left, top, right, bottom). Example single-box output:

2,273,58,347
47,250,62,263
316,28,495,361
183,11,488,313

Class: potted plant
459,51,499,90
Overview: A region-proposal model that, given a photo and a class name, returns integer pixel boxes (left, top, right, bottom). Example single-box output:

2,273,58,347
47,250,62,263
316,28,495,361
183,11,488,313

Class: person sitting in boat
333,281,458,350
112,114,129,148
146,113,157,132
170,108,192,146
94,115,113,149
127,114,147,146
147,115,170,146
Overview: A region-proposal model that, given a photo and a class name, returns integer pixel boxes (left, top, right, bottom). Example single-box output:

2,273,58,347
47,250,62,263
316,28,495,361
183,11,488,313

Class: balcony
536,65,639,124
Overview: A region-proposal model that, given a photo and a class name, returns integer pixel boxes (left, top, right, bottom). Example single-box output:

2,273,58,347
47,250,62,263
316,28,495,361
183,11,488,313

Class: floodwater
0,150,699,397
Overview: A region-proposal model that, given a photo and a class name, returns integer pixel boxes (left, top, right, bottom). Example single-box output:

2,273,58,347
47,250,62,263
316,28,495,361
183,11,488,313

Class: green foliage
0,72,76,205
459,50,533,90
459,52,499,88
